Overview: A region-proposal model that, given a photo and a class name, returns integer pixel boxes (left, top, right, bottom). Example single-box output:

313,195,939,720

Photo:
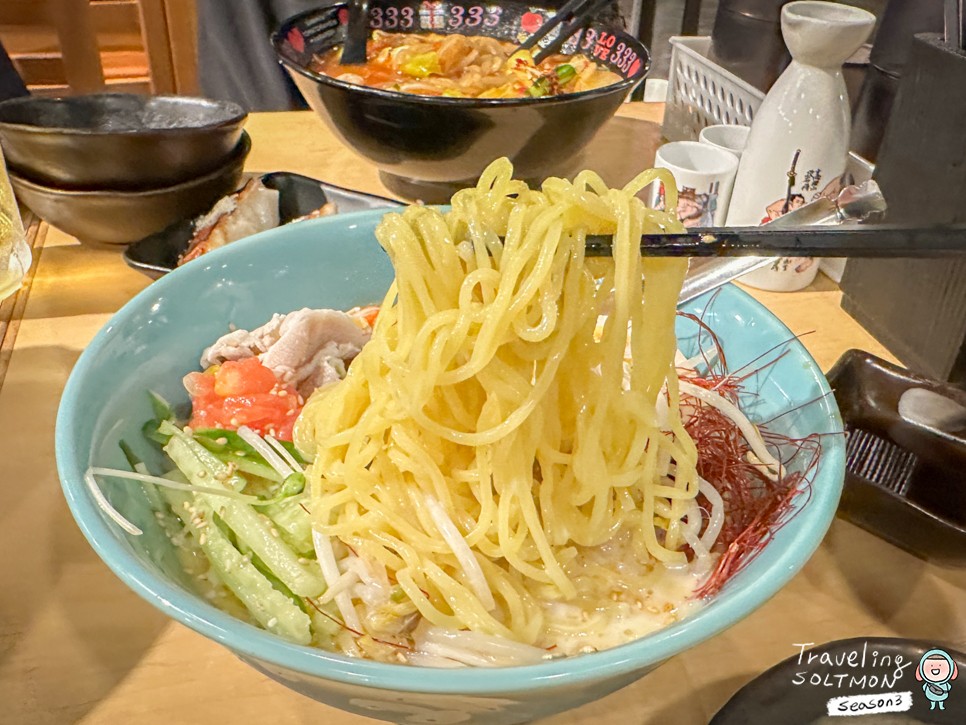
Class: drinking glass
0,146,29,301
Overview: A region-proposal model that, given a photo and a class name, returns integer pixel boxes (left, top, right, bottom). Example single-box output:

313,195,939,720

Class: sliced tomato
185,358,302,440
351,304,380,328
213,357,277,396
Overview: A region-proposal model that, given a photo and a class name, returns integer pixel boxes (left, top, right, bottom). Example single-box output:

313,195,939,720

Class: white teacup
698,124,751,160
651,141,739,228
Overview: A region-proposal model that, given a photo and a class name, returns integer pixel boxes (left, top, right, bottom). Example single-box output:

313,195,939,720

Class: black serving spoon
340,0,370,65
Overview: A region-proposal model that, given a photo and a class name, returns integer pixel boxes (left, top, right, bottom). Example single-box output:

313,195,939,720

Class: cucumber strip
162,423,325,597
119,440,168,513
193,428,306,467
233,533,309,614
261,496,314,554
221,456,281,483
160,420,248,493
161,487,312,645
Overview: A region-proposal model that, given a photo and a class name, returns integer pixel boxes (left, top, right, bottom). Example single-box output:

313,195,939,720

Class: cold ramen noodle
89,159,819,666
311,31,622,98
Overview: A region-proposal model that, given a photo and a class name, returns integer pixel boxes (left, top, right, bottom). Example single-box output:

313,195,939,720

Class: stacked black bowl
0,93,249,245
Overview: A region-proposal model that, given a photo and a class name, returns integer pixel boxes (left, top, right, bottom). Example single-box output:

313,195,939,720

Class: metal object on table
851,0,945,162
842,30,966,385
674,180,884,304
708,0,791,93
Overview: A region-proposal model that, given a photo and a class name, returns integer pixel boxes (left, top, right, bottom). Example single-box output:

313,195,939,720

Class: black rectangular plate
122,171,403,279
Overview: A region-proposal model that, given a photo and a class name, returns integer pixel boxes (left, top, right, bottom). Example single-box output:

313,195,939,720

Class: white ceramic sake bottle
725,1,875,291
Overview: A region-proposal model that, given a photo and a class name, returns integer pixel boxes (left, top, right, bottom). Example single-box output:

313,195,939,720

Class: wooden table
2,105,964,725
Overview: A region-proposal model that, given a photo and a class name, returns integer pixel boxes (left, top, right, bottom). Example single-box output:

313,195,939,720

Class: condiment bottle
725,1,875,292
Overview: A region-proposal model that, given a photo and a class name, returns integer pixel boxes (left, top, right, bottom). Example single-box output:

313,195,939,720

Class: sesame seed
267,617,278,628
229,418,240,427
270,527,280,538
216,437,228,445
277,390,288,398
198,533,207,546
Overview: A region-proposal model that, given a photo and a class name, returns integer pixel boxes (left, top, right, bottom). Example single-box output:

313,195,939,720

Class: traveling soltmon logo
710,638,966,723
787,641,959,718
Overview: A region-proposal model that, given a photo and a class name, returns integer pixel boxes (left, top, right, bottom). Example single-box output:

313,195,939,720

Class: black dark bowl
272,1,649,202
0,94,247,190
10,132,251,246
123,171,402,279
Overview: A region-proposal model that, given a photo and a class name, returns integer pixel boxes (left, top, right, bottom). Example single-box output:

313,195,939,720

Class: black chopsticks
582,225,966,258
339,0,370,65
517,0,614,65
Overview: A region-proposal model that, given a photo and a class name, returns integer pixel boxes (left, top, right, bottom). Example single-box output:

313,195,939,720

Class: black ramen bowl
272,1,649,202
0,93,247,190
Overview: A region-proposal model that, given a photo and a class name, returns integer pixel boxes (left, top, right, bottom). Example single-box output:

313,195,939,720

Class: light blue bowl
55,209,844,725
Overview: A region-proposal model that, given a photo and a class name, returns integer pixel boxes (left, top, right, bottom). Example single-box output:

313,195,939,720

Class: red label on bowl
287,27,305,53
520,11,544,34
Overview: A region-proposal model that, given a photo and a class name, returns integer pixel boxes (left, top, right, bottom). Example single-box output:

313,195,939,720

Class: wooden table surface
2,104,964,725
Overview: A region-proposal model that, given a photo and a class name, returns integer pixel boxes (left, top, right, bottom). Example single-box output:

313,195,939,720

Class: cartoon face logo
916,649,958,711
655,184,718,228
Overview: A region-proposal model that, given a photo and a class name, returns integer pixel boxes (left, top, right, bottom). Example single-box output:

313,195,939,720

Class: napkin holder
840,33,966,384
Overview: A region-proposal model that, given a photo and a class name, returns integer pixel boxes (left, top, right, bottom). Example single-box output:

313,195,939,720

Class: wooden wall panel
1,0,198,96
